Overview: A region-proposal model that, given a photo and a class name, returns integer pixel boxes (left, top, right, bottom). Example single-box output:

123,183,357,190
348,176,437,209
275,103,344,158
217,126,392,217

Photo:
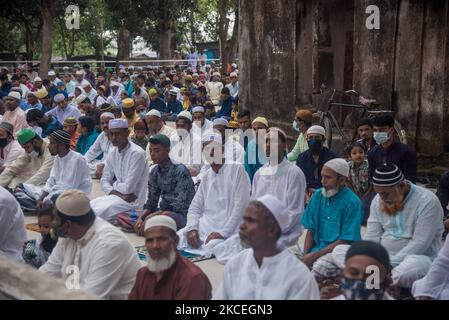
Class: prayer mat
318,278,343,300
135,246,213,263
26,223,40,233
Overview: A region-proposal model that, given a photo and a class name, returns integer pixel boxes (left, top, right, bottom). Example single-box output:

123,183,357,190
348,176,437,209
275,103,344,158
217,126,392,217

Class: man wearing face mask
296,125,337,200
14,130,91,213
0,128,54,191
288,109,313,162
333,241,394,300
0,122,24,175
301,158,363,272
368,115,417,183
316,163,444,293
40,189,141,299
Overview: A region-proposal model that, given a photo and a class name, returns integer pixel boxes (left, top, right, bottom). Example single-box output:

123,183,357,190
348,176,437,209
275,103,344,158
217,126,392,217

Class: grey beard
147,250,177,273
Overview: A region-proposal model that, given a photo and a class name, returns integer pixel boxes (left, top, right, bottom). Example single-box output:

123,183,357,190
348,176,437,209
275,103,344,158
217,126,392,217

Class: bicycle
313,86,407,150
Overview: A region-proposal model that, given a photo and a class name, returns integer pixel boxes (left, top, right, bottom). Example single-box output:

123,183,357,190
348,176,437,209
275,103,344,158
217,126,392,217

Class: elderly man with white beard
128,215,212,300
300,158,364,277
213,195,320,300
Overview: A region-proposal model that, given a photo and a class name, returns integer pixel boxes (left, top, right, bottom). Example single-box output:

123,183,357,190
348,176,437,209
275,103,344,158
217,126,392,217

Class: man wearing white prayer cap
84,112,115,178
296,124,337,197
206,70,224,105
213,195,320,300
212,116,244,165
81,80,97,103
109,81,123,107
128,215,212,300
170,110,203,176
40,189,141,300
144,108,178,166
300,157,364,279
45,92,81,124
90,115,149,223
176,112,251,253
73,70,90,89
213,126,307,264
192,106,213,138
3,91,30,136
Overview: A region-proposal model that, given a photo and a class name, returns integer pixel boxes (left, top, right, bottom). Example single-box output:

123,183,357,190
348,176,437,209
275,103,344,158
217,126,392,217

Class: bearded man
128,215,212,300
312,163,444,291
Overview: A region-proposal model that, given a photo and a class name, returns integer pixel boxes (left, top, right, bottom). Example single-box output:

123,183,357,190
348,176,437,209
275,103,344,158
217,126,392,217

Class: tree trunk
159,19,173,62
222,6,239,74
116,24,131,70
239,0,296,123
24,23,33,61
218,0,230,73
39,0,56,78
58,17,70,59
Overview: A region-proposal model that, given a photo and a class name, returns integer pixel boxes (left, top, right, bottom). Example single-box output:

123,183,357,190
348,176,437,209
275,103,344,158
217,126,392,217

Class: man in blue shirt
26,109,63,138
301,158,363,274
164,89,183,121
296,125,336,198
24,92,45,112
149,88,168,113
215,87,233,119
0,74,11,99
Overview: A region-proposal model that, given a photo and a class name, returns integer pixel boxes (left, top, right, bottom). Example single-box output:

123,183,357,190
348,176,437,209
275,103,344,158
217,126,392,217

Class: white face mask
373,132,389,144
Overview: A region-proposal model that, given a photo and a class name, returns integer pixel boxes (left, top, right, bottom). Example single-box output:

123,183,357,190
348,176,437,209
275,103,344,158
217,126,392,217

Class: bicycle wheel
394,120,407,145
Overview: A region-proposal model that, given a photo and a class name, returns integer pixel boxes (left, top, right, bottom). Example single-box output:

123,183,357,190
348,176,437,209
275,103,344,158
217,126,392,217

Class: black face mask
0,138,8,148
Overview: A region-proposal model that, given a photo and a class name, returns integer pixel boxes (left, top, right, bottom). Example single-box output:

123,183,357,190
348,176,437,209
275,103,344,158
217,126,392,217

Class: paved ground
24,180,228,292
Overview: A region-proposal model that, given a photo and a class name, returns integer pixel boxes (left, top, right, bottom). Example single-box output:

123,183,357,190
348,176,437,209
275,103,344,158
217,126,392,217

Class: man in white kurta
213,195,319,300
0,186,26,262
177,134,251,254
145,110,179,166
40,189,141,299
192,106,213,139
0,122,25,170
18,130,92,211
90,119,149,223
84,112,114,177
170,111,203,177
412,235,449,300
214,152,307,263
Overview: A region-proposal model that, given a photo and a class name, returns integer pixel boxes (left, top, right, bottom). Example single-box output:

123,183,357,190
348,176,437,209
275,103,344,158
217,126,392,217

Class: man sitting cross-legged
117,134,195,234
128,215,212,300
14,130,91,213
213,195,320,300
313,163,444,294
90,119,149,224
177,131,251,254
300,158,364,276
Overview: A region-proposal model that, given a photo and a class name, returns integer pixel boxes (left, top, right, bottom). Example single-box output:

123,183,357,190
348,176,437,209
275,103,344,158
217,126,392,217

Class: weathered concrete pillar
353,0,398,108
394,0,425,149
416,0,448,156
239,0,297,124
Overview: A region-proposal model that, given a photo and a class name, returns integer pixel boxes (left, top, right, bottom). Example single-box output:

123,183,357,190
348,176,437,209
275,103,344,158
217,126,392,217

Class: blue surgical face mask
341,277,385,300
373,131,389,144
139,111,147,120
292,120,300,132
